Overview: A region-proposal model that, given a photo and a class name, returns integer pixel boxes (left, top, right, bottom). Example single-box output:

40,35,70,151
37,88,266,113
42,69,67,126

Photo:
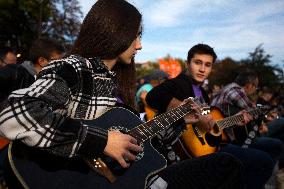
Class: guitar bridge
85,158,116,183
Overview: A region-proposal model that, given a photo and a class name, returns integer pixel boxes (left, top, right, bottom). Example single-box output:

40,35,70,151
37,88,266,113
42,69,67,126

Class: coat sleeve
0,62,108,158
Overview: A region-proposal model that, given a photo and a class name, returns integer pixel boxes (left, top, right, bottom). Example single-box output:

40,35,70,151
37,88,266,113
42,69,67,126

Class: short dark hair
70,0,142,59
29,38,65,64
0,47,14,60
187,44,217,63
234,70,258,86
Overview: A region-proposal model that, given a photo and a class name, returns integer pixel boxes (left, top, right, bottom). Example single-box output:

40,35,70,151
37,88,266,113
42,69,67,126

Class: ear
37,57,48,67
185,60,191,68
37,57,46,67
243,83,251,94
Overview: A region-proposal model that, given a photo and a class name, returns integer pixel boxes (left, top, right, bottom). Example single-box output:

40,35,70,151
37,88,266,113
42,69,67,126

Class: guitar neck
216,107,264,130
129,102,194,143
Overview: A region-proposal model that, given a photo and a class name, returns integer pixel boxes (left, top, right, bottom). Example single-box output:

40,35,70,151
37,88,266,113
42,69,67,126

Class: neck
34,64,42,75
102,59,117,70
185,71,202,86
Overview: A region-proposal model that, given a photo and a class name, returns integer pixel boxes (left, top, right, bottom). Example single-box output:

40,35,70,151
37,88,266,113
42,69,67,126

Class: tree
0,0,82,60
208,57,240,87
240,44,282,89
209,45,283,91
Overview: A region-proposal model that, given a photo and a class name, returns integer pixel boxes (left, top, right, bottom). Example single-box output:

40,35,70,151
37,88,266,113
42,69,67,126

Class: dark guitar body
9,107,167,189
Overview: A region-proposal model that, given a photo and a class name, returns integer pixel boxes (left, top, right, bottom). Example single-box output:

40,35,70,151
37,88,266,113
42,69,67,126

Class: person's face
4,52,17,64
118,26,142,64
247,78,259,95
188,53,213,84
38,51,64,68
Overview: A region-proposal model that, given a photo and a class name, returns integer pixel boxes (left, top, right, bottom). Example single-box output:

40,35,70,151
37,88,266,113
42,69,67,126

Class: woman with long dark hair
0,0,245,188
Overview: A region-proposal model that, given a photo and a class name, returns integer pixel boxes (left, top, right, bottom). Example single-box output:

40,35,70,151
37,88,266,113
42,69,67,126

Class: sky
80,0,284,68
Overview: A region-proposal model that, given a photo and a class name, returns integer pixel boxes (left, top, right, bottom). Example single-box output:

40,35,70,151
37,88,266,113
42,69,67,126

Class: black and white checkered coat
0,55,118,158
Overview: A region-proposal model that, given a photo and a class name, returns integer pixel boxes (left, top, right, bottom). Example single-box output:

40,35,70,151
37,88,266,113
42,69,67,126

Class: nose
199,63,205,72
136,37,142,50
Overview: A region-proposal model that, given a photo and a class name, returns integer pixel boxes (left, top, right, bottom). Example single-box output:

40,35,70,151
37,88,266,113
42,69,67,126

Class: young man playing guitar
0,1,245,189
211,70,284,188
146,44,275,189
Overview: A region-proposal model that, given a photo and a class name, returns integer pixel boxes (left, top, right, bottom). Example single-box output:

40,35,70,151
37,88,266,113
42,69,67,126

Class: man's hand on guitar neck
103,130,143,168
236,110,253,126
182,98,215,132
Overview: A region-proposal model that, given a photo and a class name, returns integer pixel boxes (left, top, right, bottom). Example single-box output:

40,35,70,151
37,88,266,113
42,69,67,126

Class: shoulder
0,64,26,79
140,84,152,91
169,73,191,84
39,55,84,88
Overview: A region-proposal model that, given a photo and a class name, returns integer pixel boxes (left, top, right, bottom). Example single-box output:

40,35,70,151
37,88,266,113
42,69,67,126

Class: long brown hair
70,0,142,108
113,59,136,108
70,0,141,59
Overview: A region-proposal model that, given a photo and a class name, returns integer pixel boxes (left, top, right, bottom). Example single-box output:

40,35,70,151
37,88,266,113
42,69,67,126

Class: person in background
135,70,169,121
0,47,17,68
0,38,65,188
211,71,284,189
257,87,284,188
146,44,275,189
0,38,65,103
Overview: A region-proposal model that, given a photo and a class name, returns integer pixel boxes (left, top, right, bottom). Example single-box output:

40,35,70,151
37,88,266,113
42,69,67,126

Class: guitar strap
226,105,260,148
241,121,259,148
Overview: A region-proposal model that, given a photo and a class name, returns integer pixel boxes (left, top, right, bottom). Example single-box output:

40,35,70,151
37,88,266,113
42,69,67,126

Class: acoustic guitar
177,106,268,158
9,98,205,189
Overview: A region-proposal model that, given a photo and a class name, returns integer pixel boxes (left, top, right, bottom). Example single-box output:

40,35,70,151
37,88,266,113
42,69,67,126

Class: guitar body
178,107,227,157
9,107,166,189
144,105,156,121
0,137,9,149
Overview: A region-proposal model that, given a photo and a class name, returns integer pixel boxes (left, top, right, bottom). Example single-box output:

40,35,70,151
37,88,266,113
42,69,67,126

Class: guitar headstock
256,104,270,115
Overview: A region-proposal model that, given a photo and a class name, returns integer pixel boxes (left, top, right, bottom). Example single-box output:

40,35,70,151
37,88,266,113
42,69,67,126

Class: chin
193,77,204,83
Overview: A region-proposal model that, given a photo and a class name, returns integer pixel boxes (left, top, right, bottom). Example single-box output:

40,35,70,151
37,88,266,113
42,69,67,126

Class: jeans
150,152,245,189
220,143,274,189
251,136,284,163
264,117,284,168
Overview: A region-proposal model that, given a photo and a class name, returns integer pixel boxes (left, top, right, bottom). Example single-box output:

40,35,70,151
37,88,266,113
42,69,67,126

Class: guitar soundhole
205,133,222,147
212,124,220,134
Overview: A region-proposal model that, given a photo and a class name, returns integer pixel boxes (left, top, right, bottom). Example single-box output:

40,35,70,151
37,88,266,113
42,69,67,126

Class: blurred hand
182,98,214,132
183,98,202,124
195,114,215,132
265,111,279,122
259,123,269,134
236,110,253,126
103,130,143,168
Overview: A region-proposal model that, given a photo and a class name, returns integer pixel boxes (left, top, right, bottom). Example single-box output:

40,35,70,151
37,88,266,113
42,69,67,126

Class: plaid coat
0,55,118,158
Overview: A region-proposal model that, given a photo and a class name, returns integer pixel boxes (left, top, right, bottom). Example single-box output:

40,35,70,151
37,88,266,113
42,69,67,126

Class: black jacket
0,63,35,102
146,72,210,114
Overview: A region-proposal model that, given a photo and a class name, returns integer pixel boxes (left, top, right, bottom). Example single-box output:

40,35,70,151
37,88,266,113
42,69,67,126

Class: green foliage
208,57,239,87
136,61,159,79
208,44,283,90
0,0,82,60
240,44,282,88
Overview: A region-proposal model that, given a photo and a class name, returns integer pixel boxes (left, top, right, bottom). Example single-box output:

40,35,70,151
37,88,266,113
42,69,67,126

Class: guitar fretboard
216,107,266,129
129,102,195,143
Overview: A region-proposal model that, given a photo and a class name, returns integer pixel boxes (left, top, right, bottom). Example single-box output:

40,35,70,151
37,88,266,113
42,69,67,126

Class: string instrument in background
144,105,157,121
9,98,206,189
0,137,9,150
175,106,268,159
